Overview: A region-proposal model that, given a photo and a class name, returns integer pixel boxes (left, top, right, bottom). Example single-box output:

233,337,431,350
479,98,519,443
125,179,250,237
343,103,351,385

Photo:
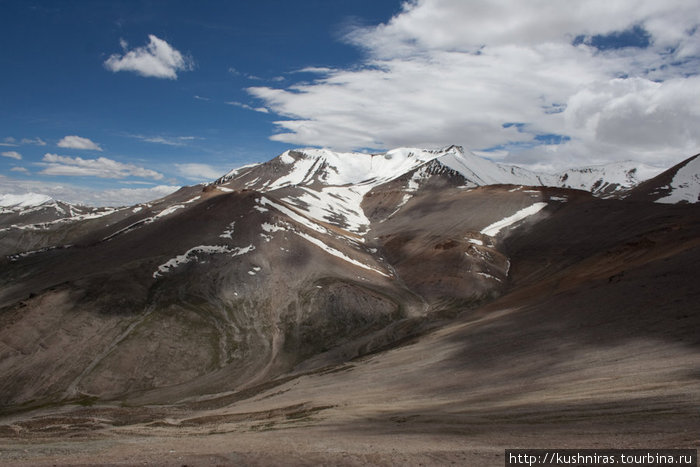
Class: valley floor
1,301,697,466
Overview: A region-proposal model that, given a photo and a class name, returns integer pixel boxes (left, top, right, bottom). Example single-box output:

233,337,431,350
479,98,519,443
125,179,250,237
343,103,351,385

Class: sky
1,0,699,206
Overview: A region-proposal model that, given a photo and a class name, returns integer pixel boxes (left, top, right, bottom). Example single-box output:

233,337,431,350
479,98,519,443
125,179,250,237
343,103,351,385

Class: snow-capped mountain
0,145,697,428
552,162,663,197
0,192,53,210
0,192,117,224
658,154,700,203
207,145,665,237
216,144,661,197
0,193,126,257
627,153,700,204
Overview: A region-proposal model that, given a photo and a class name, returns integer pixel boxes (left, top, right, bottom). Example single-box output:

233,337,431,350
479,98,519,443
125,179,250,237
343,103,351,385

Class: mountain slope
0,147,570,408
627,153,700,203
0,152,697,464
0,147,697,465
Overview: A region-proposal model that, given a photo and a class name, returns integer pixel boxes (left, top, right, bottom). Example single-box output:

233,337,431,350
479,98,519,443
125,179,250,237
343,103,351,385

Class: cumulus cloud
10,167,29,174
249,0,700,169
104,34,193,79
175,163,225,181
1,151,22,160
39,153,164,180
57,135,102,151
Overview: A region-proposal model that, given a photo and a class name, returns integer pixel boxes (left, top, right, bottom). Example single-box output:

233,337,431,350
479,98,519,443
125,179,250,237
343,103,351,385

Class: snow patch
656,156,700,204
154,204,185,219
480,202,548,237
279,151,295,164
153,244,255,277
220,221,235,239
231,245,255,256
259,197,327,234
292,230,390,277
477,272,502,282
261,222,286,232
154,245,232,278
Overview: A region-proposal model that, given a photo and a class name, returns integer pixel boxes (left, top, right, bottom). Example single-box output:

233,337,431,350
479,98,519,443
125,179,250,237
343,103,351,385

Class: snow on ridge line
0,193,53,208
216,162,262,184
257,148,465,234
480,202,548,237
264,146,661,196
270,146,459,189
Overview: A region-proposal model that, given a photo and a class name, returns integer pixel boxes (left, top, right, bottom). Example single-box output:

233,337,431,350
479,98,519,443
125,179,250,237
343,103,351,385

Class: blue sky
1,0,699,205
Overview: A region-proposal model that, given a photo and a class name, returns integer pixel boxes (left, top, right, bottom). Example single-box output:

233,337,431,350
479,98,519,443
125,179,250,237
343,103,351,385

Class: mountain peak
0,193,53,211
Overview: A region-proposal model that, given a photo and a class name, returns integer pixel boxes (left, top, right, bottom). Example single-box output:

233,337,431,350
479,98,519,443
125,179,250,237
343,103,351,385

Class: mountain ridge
0,145,698,463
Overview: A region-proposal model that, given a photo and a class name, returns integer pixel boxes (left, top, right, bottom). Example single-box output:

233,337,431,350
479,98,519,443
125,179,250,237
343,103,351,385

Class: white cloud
0,174,178,206
57,135,102,151
104,34,193,79
20,137,46,146
226,101,269,113
39,153,164,180
175,163,225,181
10,167,29,174
1,151,22,160
249,0,700,169
84,185,180,206
1,137,46,147
130,134,197,146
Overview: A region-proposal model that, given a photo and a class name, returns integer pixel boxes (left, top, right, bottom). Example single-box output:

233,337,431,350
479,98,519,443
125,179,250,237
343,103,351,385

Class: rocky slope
0,147,698,464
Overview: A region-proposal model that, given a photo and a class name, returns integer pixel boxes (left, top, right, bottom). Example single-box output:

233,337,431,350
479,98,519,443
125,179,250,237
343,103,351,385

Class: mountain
0,194,129,258
0,147,698,464
552,161,663,197
627,153,700,203
209,145,662,235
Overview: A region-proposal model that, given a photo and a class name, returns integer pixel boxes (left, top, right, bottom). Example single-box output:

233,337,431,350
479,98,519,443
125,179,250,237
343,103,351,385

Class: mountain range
0,146,698,465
